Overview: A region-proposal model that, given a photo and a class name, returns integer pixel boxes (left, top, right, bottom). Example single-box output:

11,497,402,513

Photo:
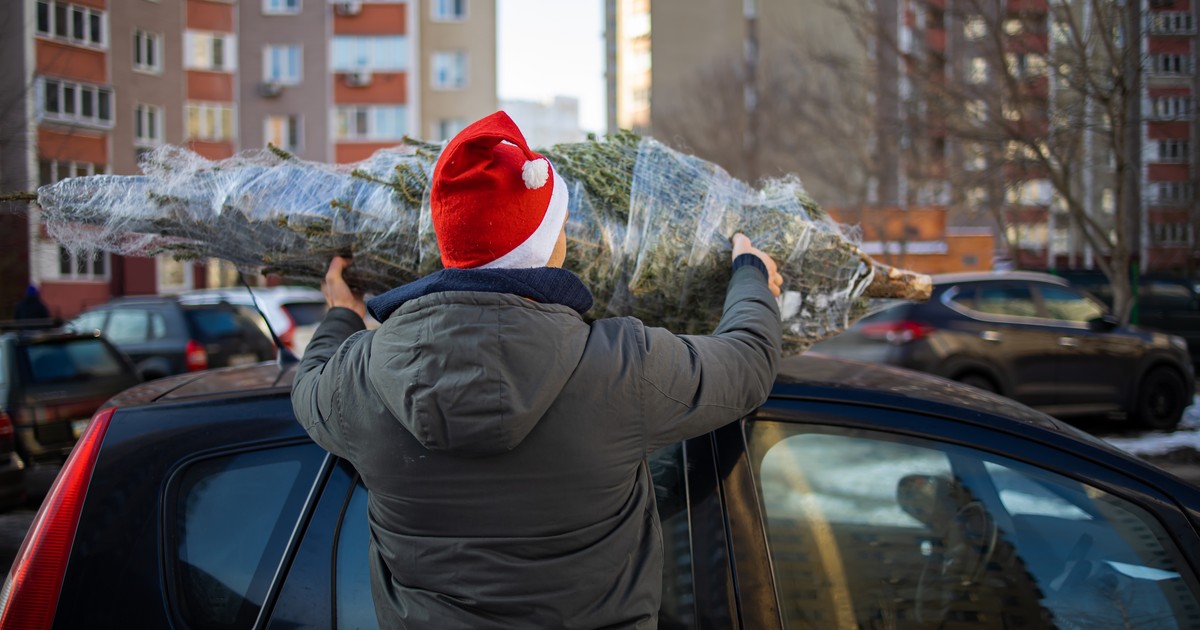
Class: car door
957,282,1063,409
728,401,1200,628
1034,283,1140,414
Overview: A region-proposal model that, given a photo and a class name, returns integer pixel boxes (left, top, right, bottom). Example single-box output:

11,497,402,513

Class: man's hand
323,256,367,319
732,233,784,297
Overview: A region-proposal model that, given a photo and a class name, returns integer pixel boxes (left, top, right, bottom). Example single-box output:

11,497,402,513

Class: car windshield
282,302,327,326
21,338,127,384
184,308,243,342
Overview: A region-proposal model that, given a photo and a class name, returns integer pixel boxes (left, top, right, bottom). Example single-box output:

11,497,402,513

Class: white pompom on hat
430,111,568,269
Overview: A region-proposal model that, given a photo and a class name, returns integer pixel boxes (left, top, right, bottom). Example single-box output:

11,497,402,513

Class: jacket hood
368,290,589,456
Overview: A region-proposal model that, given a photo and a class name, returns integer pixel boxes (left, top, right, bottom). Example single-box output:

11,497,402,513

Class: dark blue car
4,355,1200,628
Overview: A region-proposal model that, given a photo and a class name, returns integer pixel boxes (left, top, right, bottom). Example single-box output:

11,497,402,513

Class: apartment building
0,0,496,319
607,0,1198,275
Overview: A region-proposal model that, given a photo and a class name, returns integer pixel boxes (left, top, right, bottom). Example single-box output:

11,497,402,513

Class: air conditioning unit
345,70,372,87
258,81,284,98
334,0,362,15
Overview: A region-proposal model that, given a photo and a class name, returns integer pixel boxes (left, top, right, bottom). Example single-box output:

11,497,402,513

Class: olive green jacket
291,264,781,629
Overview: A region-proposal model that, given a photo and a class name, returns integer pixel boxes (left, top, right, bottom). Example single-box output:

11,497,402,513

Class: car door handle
980,331,1003,343
1057,337,1079,348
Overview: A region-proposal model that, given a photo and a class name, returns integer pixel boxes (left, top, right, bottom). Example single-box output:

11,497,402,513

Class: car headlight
1170,335,1188,353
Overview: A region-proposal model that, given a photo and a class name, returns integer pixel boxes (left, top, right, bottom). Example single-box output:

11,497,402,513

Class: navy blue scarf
366,267,595,322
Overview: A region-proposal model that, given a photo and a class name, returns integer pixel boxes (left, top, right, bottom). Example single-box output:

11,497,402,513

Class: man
292,111,783,628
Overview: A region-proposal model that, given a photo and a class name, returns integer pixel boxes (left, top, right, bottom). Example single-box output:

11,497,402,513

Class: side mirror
896,474,956,527
1088,314,1120,332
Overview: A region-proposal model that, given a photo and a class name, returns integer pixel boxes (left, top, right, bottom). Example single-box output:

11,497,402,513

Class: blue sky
497,0,606,134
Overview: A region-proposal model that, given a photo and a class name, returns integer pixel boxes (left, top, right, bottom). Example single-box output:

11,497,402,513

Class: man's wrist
732,253,768,279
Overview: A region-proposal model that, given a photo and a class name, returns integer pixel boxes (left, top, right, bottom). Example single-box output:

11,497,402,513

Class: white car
178,286,327,357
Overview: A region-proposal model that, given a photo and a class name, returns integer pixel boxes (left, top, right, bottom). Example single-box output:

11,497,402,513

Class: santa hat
431,111,568,269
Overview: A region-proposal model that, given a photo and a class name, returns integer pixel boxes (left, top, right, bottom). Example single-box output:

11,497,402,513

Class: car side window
1038,285,1105,323
747,421,1200,629
948,285,976,310
105,309,149,344
149,311,168,340
975,285,1037,318
69,311,106,334
335,482,378,629
168,443,326,629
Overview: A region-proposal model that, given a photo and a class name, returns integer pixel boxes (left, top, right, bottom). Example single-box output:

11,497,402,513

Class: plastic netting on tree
34,132,926,353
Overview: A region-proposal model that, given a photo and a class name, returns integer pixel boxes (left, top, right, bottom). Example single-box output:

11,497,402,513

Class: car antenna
238,272,299,368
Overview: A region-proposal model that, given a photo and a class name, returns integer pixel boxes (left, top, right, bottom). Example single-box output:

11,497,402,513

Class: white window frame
1152,96,1193,120
38,78,114,129
431,118,466,141
35,1,107,49
1156,181,1195,204
185,31,238,72
264,114,303,152
135,104,163,147
431,0,468,21
264,0,301,15
330,35,409,72
40,160,110,281
1151,53,1192,75
133,30,162,73
263,45,303,84
1157,139,1190,162
1148,11,1195,34
430,50,468,90
186,102,238,141
334,105,408,141
157,256,195,293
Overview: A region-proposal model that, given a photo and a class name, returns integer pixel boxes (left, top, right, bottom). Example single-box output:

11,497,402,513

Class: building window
264,0,301,14
1156,182,1194,204
185,31,237,72
134,104,163,147
1157,139,1190,162
431,0,467,21
35,1,106,48
264,45,302,84
963,15,987,40
186,103,237,141
133,30,162,73
1148,11,1195,34
331,36,408,71
39,78,113,128
431,51,468,89
1151,96,1192,120
1152,222,1190,245
432,118,465,141
334,106,407,141
1151,53,1191,75
59,247,108,281
968,57,988,84
265,114,302,151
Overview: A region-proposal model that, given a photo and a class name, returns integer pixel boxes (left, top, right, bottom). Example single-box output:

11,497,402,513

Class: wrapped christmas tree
17,131,930,353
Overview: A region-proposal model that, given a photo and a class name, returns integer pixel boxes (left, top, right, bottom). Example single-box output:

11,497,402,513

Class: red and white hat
430,111,568,269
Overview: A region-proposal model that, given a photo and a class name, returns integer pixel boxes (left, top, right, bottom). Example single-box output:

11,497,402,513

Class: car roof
107,353,1066,435
0,328,107,345
932,270,1070,287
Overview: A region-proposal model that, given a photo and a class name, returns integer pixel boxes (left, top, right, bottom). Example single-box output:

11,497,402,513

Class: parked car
178,286,328,356
67,296,278,380
810,271,1196,429
7,355,1200,627
0,320,139,481
1057,270,1200,370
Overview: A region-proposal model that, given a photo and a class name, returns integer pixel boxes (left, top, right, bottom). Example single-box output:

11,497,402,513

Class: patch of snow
1103,396,1200,457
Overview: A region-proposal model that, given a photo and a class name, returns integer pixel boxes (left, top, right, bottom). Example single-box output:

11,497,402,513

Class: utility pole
1122,0,1143,323
743,0,760,183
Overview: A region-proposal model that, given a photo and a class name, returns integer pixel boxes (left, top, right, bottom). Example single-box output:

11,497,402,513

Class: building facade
0,0,496,319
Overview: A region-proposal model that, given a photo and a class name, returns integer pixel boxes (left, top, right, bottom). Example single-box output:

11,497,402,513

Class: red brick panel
1149,86,1192,98
187,140,235,160
36,40,107,84
1147,163,1191,180
333,72,407,104
187,0,234,32
335,142,399,164
41,281,112,319
187,71,236,102
118,256,158,296
1147,121,1191,138
1148,38,1191,54
72,0,107,9
38,127,107,164
334,4,407,35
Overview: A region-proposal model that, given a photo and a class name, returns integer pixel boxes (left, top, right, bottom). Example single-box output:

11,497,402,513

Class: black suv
0,320,139,477
68,296,277,380
1058,271,1200,370
7,356,1200,627
811,271,1196,429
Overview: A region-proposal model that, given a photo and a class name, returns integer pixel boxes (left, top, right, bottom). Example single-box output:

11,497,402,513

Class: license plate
71,419,89,439
228,353,257,367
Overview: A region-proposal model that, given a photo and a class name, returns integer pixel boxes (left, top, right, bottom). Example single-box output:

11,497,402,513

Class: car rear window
184,308,243,342
168,443,326,628
21,338,127,384
282,302,327,326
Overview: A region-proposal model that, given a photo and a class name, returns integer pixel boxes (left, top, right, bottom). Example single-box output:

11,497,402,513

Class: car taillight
185,339,208,371
278,325,296,351
860,320,934,345
0,411,12,439
0,406,115,629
